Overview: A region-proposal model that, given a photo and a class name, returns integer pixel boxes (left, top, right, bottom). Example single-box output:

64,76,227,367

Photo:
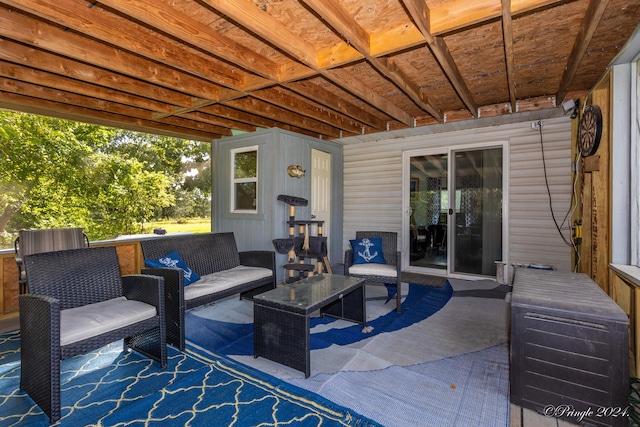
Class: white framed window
230,146,258,213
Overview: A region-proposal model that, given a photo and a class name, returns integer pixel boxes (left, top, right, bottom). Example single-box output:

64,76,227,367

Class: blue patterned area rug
186,280,510,427
0,332,380,426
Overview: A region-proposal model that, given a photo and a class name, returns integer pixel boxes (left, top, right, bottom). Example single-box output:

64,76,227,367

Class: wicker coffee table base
253,278,365,377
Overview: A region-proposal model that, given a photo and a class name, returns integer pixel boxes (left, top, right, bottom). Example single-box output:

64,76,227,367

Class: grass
143,218,211,234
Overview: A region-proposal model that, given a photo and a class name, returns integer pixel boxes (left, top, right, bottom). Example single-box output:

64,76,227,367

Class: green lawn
143,218,211,234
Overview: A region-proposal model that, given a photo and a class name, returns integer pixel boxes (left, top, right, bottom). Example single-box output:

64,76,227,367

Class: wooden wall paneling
589,76,611,293
2,255,18,315
571,114,581,271
611,272,636,375
581,171,593,275
95,242,140,276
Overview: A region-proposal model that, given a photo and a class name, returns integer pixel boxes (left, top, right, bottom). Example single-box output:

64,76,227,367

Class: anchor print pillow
144,249,201,286
349,237,386,265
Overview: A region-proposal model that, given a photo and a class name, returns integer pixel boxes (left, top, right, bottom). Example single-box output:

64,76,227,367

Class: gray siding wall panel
214,128,343,282
343,116,573,275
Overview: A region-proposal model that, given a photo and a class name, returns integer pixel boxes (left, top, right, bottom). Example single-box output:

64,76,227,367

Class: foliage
101,130,211,220
143,218,211,234
0,111,211,247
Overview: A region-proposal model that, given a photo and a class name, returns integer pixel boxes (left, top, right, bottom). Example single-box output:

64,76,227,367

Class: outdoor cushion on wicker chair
344,231,402,312
19,246,167,423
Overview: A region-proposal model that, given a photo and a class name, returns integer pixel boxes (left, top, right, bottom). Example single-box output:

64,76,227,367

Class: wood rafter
501,0,517,112
301,0,442,123
556,0,610,103
250,87,362,135
0,38,195,108
400,0,479,118
0,91,224,140
93,0,281,83
0,0,634,141
204,0,413,127
0,6,222,101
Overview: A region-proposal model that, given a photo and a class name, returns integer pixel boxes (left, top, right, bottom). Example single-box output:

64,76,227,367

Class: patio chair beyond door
14,228,90,294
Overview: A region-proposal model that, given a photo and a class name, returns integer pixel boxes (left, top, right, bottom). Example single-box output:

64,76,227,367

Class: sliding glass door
407,153,449,271
405,146,503,277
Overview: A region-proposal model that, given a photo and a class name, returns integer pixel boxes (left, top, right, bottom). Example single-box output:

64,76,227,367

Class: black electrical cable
537,123,573,247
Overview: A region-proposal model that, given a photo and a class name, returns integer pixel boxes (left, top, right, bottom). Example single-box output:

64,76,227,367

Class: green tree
84,154,174,237
104,130,211,220
0,111,176,245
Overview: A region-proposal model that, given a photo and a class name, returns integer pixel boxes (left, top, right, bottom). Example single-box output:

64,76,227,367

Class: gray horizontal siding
343,115,573,275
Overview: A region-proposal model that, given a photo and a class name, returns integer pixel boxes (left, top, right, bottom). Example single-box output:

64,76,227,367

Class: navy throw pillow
349,237,386,265
144,249,201,286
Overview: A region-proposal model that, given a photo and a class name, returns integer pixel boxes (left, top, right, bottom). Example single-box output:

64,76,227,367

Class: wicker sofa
20,246,167,423
140,232,276,350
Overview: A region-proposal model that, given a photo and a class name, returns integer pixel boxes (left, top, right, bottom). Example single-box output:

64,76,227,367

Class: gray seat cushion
60,297,157,346
184,266,272,301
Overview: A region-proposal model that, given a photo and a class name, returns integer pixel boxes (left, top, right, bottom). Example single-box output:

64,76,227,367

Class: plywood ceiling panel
0,0,637,141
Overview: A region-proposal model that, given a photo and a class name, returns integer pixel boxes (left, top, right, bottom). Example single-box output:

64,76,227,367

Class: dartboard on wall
578,104,602,157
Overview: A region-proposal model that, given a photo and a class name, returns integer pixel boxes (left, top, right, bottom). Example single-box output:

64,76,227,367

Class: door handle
311,215,316,219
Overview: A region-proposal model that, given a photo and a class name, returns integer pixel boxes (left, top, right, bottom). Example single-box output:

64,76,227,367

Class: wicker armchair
344,231,402,312
14,228,90,294
19,246,167,422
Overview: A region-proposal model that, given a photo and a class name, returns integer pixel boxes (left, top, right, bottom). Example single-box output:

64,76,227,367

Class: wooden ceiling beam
203,0,410,128
284,79,384,130
323,67,413,127
201,104,332,139
366,0,567,57
87,0,378,136
0,38,196,109
0,91,223,141
178,111,257,133
0,0,628,142
156,115,232,136
307,64,412,127
1,77,154,120
224,97,344,139
95,0,281,84
401,0,479,118
300,0,371,56
0,77,231,135
3,0,246,90
376,56,443,122
429,0,566,35
302,0,441,123
251,87,362,134
0,7,222,101
0,60,176,115
200,0,319,70
201,104,290,132
556,0,609,103
501,0,517,112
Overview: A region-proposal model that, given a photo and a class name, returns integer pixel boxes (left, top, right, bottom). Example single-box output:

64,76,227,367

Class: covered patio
1,1,640,426
0,0,637,141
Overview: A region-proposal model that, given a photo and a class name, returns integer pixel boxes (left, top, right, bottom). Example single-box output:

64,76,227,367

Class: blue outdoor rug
186,280,511,427
0,331,380,426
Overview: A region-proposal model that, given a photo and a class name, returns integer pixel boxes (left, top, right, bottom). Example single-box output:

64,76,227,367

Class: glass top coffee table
253,274,366,377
